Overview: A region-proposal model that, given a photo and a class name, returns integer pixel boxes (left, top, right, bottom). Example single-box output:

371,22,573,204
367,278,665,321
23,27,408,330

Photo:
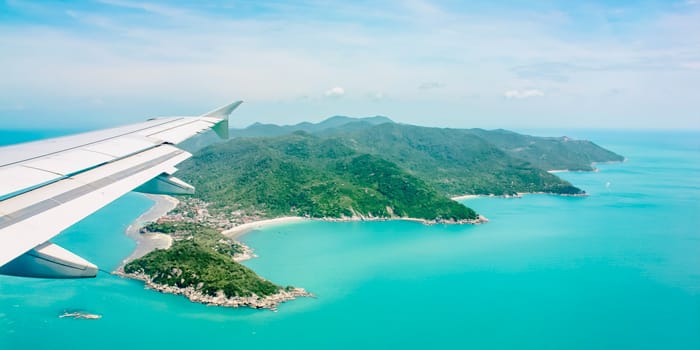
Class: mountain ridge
177,116,623,221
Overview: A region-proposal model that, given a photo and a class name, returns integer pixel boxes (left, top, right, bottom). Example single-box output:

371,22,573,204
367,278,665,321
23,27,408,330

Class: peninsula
118,222,311,310
121,117,623,310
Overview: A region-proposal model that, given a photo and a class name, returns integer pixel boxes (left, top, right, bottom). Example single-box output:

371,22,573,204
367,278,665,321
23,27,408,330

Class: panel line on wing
0,118,185,168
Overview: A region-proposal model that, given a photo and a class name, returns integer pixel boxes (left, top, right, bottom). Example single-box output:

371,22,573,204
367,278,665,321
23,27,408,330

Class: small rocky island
119,222,312,310
59,311,102,320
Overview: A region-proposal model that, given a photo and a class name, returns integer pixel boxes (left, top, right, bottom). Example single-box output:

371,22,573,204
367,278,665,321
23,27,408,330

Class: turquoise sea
1,130,699,349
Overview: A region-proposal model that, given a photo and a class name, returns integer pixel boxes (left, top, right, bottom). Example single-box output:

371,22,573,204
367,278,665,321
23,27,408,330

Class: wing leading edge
0,101,242,278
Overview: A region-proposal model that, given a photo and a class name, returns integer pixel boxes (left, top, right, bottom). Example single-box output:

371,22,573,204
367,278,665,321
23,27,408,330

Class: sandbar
119,194,178,265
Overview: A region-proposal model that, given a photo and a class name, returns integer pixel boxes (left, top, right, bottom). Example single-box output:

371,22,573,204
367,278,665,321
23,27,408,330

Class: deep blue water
0,130,698,349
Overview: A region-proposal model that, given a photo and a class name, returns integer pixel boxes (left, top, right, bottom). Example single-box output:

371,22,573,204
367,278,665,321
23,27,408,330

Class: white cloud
324,86,345,98
681,61,700,70
97,0,189,18
504,89,545,99
419,82,445,90
369,92,385,101
1,1,699,128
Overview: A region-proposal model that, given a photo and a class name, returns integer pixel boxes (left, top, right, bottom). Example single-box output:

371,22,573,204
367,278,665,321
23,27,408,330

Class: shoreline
118,191,569,267
222,216,308,240
118,197,487,268
222,214,489,241
114,270,313,311
318,215,488,225
118,194,178,267
450,194,480,200
451,191,588,201
115,199,314,311
116,197,485,310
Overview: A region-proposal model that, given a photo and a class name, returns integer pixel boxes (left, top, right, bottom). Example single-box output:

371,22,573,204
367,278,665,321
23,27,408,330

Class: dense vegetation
125,222,280,298
465,128,624,171
327,123,586,196
176,117,624,219
228,115,393,138
141,222,244,255
178,132,477,220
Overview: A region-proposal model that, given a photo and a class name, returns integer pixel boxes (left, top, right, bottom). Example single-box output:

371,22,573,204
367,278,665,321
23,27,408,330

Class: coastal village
146,196,488,235
151,197,262,232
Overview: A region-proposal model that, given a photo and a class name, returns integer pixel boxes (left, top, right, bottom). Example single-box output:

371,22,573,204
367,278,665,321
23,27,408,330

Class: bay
0,130,698,349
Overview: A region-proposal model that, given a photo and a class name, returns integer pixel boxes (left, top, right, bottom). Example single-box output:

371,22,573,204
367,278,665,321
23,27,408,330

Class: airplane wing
0,101,242,278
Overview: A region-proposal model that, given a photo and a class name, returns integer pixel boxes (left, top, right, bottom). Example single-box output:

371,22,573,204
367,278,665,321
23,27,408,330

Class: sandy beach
119,194,179,266
450,194,481,201
120,197,486,267
222,217,307,240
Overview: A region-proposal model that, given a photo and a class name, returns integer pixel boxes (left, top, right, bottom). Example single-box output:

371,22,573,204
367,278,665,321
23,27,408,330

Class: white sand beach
222,216,307,240
450,194,481,200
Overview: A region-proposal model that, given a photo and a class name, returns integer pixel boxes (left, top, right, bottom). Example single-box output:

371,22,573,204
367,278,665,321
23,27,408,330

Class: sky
0,0,698,130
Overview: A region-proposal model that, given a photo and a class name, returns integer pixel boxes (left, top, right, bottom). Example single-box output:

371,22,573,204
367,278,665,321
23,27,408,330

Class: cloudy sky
0,0,698,129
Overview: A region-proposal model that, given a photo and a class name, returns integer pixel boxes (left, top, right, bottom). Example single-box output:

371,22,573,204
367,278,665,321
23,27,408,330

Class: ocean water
0,130,698,349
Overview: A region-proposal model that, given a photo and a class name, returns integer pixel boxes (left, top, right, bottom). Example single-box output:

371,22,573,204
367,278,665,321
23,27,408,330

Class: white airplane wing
0,101,242,278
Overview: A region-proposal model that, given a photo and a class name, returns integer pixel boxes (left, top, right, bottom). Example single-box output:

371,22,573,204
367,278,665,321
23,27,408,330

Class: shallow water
1,130,698,349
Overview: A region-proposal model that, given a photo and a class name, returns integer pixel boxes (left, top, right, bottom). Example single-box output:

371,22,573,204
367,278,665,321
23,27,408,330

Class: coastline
118,194,178,267
118,197,487,267
450,194,480,200
116,199,313,311
451,191,588,200
118,191,564,268
117,198,485,310
222,216,308,240
222,214,488,241
319,215,488,225
115,270,313,311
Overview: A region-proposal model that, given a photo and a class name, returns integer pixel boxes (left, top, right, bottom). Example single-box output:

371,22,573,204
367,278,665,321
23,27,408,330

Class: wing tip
201,100,243,120
203,100,242,139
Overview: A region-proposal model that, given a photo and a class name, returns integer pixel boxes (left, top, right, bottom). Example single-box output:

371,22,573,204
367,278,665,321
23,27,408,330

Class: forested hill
177,133,478,221
176,117,623,219
325,123,585,196
464,128,624,171
228,115,393,138
228,117,623,172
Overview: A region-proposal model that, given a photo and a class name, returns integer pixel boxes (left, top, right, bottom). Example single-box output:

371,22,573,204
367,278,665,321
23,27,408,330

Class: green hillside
327,123,584,196
175,117,626,219
124,223,282,298
228,116,623,174
177,132,477,221
466,128,624,171
229,115,393,138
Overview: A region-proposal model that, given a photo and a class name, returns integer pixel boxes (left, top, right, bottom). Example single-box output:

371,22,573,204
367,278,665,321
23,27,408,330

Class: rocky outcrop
115,270,313,311
319,214,489,225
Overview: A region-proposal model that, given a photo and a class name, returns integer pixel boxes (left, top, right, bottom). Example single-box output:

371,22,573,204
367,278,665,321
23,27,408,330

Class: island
119,117,624,310
117,222,311,311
